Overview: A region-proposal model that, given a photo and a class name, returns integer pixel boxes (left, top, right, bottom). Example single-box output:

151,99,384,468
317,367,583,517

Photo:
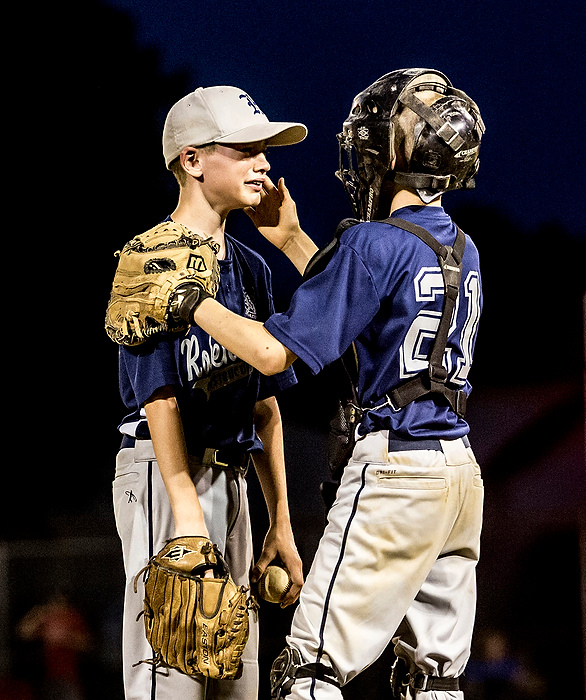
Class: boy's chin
243,193,262,208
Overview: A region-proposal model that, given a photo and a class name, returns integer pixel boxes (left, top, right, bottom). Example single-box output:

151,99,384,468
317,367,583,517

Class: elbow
253,341,294,376
255,350,288,376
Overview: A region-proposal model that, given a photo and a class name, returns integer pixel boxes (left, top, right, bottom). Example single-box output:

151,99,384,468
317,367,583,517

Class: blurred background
3,1,584,698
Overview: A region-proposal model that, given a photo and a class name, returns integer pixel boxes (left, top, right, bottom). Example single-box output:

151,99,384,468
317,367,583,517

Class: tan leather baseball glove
105,221,220,346
134,536,251,680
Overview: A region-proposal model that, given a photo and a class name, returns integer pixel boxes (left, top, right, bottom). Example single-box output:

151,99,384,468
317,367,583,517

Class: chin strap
392,171,454,193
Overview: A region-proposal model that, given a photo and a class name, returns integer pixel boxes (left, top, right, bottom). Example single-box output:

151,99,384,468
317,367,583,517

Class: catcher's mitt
105,222,220,346
134,536,251,680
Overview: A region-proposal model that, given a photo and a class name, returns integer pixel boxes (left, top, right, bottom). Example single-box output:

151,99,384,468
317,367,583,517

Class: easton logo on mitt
134,536,252,680
105,222,220,346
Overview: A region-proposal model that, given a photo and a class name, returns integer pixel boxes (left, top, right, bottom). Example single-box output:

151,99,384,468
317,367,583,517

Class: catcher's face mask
336,68,485,220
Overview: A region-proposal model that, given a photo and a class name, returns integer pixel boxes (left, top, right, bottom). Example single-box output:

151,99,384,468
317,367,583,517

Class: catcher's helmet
336,68,485,220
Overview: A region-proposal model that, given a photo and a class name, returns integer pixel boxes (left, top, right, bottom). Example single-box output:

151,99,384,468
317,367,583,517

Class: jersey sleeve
264,243,381,374
118,336,180,409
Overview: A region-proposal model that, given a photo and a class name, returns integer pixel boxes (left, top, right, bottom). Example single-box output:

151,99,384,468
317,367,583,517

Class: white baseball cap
163,86,308,168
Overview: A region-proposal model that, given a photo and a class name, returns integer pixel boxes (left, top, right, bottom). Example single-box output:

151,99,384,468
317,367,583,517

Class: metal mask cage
336,131,360,216
335,117,396,221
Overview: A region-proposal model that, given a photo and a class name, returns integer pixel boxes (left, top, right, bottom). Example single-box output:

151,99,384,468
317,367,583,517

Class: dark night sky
99,0,585,240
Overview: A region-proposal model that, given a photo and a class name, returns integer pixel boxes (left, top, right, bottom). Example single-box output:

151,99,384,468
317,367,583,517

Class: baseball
257,565,292,604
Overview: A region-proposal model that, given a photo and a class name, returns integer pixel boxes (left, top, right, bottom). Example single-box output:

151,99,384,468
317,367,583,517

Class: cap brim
215,122,307,147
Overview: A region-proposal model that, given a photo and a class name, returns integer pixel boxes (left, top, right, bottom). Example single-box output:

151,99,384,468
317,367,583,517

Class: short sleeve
119,336,180,408
264,244,380,374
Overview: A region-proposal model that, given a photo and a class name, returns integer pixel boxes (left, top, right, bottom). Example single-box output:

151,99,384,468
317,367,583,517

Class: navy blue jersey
264,206,482,440
118,232,297,455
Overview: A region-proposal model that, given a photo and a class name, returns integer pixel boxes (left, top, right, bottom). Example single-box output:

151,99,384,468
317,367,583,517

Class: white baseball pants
113,439,258,700
285,431,484,700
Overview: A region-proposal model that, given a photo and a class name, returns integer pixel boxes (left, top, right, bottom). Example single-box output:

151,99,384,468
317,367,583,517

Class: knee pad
270,646,340,699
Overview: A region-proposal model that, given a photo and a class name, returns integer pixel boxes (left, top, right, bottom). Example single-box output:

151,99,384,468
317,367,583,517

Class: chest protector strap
382,217,467,417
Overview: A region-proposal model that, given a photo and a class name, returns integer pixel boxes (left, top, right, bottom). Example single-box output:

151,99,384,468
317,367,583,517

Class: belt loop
439,437,470,466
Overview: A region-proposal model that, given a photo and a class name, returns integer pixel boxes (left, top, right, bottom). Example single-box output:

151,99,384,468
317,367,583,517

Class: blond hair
169,144,218,187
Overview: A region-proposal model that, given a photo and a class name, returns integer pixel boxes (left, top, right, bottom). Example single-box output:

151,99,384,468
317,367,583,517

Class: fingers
277,177,297,215
244,175,281,224
277,176,290,199
273,548,304,608
262,174,277,196
251,541,304,607
250,550,274,584
280,573,303,608
280,557,304,608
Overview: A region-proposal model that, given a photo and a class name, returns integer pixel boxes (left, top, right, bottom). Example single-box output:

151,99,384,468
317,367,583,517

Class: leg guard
390,657,460,698
270,647,340,699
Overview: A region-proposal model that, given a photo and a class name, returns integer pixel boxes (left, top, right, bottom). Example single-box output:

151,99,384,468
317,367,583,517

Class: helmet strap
393,172,452,191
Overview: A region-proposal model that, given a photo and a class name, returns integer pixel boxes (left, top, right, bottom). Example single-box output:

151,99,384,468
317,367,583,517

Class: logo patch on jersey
243,290,257,319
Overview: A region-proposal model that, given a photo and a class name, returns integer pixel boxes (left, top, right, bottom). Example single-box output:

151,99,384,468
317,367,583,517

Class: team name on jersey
181,334,238,382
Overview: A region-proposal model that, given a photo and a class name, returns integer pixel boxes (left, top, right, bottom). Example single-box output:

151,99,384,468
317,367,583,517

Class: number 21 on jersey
399,267,481,386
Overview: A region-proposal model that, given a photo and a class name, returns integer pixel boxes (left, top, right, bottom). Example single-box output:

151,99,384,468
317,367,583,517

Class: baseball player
111,85,307,700
182,69,486,699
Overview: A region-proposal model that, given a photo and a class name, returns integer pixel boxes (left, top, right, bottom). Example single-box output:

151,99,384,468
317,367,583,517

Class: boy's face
197,141,270,214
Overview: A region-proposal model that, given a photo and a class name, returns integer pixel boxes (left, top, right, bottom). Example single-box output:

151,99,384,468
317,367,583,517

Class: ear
179,146,204,178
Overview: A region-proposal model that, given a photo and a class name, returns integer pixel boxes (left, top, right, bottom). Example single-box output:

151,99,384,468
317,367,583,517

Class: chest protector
304,217,467,477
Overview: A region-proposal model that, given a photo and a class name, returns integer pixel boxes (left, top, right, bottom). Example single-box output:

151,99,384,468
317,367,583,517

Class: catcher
107,85,306,700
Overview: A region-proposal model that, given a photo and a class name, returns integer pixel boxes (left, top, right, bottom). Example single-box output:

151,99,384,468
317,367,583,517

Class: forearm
251,397,291,526
193,298,297,375
280,230,319,275
251,397,303,603
144,387,208,538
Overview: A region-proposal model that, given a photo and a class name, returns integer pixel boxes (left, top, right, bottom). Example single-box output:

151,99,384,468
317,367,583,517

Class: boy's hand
251,523,304,608
246,176,318,275
245,176,303,251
